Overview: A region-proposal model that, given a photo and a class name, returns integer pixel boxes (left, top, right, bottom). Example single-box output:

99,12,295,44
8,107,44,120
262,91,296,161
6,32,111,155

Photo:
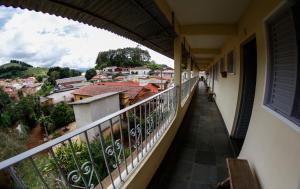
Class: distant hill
0,60,48,79
0,60,33,69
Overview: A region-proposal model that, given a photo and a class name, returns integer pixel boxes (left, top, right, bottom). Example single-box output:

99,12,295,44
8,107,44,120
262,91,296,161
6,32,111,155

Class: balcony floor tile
147,82,234,189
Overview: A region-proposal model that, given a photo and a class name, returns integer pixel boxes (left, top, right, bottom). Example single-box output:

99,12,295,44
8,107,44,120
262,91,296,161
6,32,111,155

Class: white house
102,66,118,73
129,67,151,76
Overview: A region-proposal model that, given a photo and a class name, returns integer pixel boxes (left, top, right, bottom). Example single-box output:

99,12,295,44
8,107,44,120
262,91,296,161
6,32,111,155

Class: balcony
148,82,234,189
0,77,199,189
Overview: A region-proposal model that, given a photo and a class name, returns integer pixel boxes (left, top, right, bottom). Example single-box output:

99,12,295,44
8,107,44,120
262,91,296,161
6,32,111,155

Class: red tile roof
97,81,140,87
72,84,144,100
97,81,159,92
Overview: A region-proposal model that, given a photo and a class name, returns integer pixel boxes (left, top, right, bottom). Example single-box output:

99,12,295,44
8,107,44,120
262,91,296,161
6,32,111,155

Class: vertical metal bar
133,107,139,163
108,119,123,182
161,93,164,131
167,90,170,124
149,99,153,146
49,148,69,187
155,96,158,141
144,103,147,152
127,111,134,169
67,139,88,188
84,131,103,189
29,157,50,189
138,106,143,158
158,95,162,136
97,125,115,189
7,166,26,189
118,115,129,175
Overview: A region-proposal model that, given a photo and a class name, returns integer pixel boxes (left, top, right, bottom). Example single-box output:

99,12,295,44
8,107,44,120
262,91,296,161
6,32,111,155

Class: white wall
210,0,300,188
72,94,120,141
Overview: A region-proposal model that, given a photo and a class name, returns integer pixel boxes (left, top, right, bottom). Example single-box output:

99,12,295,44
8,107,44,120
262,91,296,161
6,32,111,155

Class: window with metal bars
227,50,235,74
265,3,300,126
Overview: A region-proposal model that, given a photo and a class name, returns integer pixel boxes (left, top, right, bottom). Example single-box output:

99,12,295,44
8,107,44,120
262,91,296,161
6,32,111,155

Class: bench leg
217,177,230,189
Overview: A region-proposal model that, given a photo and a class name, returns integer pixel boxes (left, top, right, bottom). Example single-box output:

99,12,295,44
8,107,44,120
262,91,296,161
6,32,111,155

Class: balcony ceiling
0,0,175,58
166,0,249,25
166,0,249,70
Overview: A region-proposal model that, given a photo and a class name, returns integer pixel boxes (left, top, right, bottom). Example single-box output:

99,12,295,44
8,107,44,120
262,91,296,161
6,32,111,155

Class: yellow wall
74,94,90,101
210,0,300,188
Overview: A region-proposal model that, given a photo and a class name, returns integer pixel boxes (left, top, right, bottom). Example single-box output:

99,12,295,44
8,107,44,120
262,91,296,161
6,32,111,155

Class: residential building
71,92,121,141
72,83,154,106
55,76,88,92
129,67,151,76
139,76,170,90
46,90,76,104
102,66,118,73
154,68,174,79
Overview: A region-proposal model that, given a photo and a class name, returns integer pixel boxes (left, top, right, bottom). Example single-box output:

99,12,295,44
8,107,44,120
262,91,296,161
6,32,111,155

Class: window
220,57,225,72
213,62,219,81
265,3,300,126
227,50,235,74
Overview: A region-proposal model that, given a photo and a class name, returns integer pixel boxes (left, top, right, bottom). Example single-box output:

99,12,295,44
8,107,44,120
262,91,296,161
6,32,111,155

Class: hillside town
0,62,175,140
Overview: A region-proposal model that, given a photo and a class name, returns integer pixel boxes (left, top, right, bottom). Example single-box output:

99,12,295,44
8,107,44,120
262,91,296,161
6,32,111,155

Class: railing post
187,55,192,94
174,36,182,112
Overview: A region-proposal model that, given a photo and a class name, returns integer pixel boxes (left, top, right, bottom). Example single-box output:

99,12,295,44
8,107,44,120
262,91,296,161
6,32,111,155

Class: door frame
231,34,257,138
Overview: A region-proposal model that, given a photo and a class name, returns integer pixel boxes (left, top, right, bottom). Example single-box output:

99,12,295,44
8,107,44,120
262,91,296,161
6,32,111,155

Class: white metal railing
181,79,190,102
0,87,177,189
191,76,199,91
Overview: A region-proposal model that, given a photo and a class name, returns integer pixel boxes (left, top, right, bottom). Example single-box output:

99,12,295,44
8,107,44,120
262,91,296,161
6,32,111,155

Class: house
162,69,174,79
139,76,170,90
39,96,53,106
115,67,130,74
129,67,151,76
70,92,122,141
55,76,87,92
90,75,108,82
102,66,118,73
46,90,76,104
22,83,42,96
3,86,18,100
97,81,160,93
72,83,154,106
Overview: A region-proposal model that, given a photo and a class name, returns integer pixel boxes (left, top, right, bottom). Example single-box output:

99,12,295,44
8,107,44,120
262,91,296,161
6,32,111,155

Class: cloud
0,6,173,69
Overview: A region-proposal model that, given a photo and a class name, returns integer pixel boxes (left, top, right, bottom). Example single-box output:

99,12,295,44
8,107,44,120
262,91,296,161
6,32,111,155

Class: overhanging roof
0,0,175,58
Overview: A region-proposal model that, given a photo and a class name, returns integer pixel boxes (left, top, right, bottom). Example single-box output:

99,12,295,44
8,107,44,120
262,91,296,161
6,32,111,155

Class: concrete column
173,36,182,111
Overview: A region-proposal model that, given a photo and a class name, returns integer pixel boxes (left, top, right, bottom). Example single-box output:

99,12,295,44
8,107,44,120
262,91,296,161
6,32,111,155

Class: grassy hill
22,67,48,78
0,61,48,79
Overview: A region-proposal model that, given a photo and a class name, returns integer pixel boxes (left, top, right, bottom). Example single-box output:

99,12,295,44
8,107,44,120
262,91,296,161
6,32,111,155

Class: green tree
37,81,53,96
146,61,162,71
0,87,11,114
39,115,54,134
14,96,38,128
36,75,43,82
50,103,75,129
85,68,97,80
47,67,81,85
95,47,151,69
48,70,60,85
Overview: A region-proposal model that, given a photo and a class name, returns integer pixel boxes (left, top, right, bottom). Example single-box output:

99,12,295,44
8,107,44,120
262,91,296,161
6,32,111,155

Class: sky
0,6,174,70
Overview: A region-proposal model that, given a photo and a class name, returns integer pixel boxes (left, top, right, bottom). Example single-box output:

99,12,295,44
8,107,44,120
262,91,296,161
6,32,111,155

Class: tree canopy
85,68,97,80
95,47,151,69
47,67,81,85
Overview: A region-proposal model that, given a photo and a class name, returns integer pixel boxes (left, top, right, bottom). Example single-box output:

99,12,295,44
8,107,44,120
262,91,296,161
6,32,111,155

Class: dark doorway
231,36,257,155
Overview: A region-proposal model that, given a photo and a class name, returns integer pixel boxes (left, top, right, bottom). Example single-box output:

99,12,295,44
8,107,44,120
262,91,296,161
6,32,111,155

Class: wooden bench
217,158,260,189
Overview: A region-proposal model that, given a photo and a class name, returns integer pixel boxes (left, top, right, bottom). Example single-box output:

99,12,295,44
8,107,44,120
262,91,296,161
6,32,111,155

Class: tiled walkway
147,82,234,189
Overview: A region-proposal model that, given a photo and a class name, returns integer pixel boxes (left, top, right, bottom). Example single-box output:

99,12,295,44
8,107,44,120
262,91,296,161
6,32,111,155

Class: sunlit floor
147,82,234,189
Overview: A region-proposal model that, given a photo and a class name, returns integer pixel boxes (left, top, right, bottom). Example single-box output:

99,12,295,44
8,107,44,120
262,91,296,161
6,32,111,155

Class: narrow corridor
148,82,234,189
